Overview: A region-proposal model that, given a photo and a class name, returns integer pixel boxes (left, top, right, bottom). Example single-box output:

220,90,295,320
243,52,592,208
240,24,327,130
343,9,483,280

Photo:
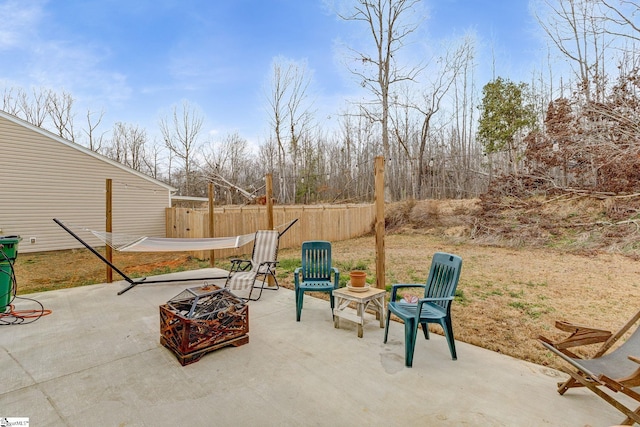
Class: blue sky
0,0,545,146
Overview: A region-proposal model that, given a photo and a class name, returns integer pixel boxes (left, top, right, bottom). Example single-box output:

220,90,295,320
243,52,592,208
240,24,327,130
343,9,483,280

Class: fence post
265,174,275,287
106,178,113,283
374,156,385,289
209,182,215,267
266,174,274,230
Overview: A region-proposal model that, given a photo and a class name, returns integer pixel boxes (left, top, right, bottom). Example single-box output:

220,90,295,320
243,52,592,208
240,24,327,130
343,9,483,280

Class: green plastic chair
294,241,339,321
384,252,462,367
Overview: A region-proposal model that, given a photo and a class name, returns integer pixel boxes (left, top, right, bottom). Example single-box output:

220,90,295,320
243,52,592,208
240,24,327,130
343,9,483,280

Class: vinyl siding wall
0,115,172,253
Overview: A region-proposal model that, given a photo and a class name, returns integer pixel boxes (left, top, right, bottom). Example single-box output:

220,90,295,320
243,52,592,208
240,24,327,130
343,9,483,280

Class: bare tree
104,122,148,171
142,139,165,180
526,62,640,194
2,88,20,116
528,0,640,194
413,38,474,197
338,0,423,200
599,0,640,43
265,57,314,203
451,34,485,198
20,88,49,127
159,100,204,196
334,108,379,200
46,90,76,142
4,87,79,142
203,132,255,204
3,87,49,127
125,125,147,172
266,60,288,201
533,0,616,102
84,109,106,152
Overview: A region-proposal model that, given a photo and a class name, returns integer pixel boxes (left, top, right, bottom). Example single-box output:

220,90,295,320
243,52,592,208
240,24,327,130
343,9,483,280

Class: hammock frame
53,218,298,295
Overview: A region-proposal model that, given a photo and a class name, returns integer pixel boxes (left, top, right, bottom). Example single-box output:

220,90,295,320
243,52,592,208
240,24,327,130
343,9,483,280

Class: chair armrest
418,296,454,304
539,321,612,350
331,267,340,288
257,260,278,271
389,283,425,302
230,258,252,271
416,296,455,314
420,296,454,302
294,267,301,287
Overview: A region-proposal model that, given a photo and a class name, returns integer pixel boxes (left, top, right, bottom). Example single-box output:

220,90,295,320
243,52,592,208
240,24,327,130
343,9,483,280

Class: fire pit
159,284,249,365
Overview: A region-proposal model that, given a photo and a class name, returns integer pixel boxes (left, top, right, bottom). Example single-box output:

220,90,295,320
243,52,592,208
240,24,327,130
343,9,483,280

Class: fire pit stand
159,284,249,365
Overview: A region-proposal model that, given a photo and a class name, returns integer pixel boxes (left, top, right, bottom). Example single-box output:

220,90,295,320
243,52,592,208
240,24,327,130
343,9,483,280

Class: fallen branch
206,172,262,202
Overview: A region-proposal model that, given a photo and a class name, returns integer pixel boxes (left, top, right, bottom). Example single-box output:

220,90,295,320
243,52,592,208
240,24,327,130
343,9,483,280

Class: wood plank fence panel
165,204,376,260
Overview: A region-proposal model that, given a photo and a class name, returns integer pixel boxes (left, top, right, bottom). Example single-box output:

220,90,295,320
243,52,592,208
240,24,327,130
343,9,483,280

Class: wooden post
266,174,274,230
265,174,275,287
106,178,113,283
374,157,385,289
208,182,215,267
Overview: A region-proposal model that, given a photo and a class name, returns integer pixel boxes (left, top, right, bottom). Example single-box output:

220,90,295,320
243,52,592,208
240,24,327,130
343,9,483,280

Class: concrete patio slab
0,268,629,426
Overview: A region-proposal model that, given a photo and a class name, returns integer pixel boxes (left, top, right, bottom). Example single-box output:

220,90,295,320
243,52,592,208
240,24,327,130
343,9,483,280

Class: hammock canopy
90,231,256,252
55,218,297,253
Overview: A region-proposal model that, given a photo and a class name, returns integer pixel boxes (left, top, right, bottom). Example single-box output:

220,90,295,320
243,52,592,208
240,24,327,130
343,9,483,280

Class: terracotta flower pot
349,270,367,287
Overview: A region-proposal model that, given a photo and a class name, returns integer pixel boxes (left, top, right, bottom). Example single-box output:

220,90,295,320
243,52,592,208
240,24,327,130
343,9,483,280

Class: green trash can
0,235,21,313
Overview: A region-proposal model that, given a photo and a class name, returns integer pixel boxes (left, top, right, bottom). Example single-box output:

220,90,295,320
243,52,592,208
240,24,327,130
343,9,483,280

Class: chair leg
383,309,391,343
421,322,430,340
248,279,263,301
296,289,303,321
265,272,279,290
557,377,579,395
246,287,260,301
258,273,279,291
404,318,419,367
441,318,457,360
329,292,335,318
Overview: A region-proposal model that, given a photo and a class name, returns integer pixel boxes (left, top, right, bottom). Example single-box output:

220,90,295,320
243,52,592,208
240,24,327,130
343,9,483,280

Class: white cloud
0,1,135,123
0,0,44,50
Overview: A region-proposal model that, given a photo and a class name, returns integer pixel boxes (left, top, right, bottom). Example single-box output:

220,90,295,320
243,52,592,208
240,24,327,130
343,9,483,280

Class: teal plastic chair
294,241,339,321
384,252,462,367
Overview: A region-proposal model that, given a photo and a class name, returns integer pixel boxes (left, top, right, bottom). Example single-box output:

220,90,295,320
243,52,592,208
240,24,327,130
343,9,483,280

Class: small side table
332,287,386,338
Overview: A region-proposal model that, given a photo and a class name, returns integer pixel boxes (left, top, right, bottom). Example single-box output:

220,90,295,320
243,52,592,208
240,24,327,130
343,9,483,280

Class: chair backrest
251,230,279,268
300,241,332,281
424,252,463,311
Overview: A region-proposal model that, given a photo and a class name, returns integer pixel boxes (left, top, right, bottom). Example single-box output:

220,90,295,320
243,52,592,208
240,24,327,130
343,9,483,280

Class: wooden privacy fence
165,204,376,259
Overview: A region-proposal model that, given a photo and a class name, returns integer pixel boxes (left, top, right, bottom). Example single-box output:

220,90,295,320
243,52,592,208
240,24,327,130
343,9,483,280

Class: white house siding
0,113,174,253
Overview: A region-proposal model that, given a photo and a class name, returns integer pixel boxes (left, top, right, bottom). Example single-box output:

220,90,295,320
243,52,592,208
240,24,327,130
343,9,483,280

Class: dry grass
11,198,640,371
13,249,209,294
307,234,640,371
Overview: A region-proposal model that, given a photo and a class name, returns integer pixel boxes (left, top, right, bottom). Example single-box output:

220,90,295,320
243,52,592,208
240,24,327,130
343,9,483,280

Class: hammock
89,230,256,252
53,218,298,295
